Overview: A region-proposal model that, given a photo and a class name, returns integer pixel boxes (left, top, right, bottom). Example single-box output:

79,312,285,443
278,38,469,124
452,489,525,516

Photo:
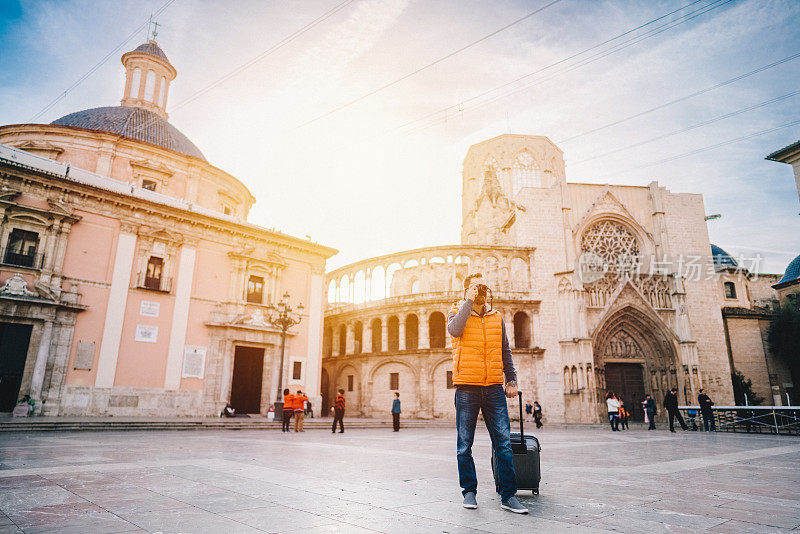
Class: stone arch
405,314,419,350
334,364,361,414
428,311,447,348
323,325,333,357
431,357,454,418
592,300,681,422
370,317,382,352
353,321,363,354
387,315,399,351
368,359,419,416
513,311,531,348
327,279,337,303
338,324,347,355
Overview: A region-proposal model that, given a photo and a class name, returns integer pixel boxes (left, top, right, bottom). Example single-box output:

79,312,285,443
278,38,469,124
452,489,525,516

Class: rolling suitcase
491,391,541,495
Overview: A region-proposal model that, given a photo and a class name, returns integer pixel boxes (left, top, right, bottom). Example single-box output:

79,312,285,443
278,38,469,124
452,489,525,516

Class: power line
569,89,800,165
605,118,800,175
296,0,564,128
26,0,177,123
558,51,800,144
123,0,355,143
401,0,734,137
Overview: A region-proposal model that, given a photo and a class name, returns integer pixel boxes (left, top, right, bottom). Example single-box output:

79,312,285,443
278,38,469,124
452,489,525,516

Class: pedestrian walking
698,388,716,432
618,398,629,430
642,394,657,430
391,392,401,431
281,389,294,433
294,390,308,432
533,401,543,429
524,401,533,422
664,387,688,432
332,388,345,433
606,392,620,431
306,399,313,418
447,272,527,514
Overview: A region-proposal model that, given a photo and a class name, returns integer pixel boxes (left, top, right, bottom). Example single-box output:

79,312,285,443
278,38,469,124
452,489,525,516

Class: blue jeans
455,384,517,500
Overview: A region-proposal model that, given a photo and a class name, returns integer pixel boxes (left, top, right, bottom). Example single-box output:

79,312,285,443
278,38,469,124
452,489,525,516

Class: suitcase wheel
532,488,539,495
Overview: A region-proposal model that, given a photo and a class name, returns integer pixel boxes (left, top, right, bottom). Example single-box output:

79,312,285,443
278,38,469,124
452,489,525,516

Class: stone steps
0,417,456,432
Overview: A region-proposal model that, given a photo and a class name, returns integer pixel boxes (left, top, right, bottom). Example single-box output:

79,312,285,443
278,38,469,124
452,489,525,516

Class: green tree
767,292,800,401
731,370,764,406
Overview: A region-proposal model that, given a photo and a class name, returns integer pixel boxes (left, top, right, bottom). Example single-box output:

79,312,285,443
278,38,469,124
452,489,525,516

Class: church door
230,346,264,414
605,363,645,421
0,323,33,411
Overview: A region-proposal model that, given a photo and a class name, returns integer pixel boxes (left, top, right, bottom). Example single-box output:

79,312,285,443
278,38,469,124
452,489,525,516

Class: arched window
130,67,142,98
353,321,363,354
353,271,366,304
405,314,419,350
724,281,737,299
158,76,167,107
571,366,578,391
581,220,641,271
144,70,156,102
338,325,347,356
512,151,544,193
323,326,333,357
371,318,382,352
340,274,350,303
327,280,337,303
411,279,420,294
371,266,385,300
429,312,446,348
513,312,531,348
387,316,399,351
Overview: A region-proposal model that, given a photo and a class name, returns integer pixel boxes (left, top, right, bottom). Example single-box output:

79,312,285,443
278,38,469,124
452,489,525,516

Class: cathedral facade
322,134,793,423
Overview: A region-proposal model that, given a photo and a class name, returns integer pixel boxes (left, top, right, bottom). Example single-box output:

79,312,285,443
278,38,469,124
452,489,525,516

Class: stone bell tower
120,40,177,119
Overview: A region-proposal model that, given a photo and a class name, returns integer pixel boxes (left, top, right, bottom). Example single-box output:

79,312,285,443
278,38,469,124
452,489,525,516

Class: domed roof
778,254,800,285
51,106,205,160
711,244,737,267
132,41,170,63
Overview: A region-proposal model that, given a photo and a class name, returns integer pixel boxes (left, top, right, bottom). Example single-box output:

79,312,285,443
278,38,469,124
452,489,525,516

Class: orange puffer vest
450,305,505,386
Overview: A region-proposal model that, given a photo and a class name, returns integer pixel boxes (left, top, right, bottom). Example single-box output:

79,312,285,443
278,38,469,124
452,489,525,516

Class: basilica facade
0,40,335,416
322,134,794,423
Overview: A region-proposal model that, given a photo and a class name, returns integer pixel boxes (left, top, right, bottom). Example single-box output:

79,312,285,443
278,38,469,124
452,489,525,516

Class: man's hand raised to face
466,284,479,301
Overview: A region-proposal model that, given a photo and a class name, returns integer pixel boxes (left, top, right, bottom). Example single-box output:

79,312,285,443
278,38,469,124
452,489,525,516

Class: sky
1,0,798,275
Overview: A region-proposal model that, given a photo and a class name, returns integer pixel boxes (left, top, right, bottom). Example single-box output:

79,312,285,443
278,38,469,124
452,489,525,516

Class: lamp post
266,291,303,421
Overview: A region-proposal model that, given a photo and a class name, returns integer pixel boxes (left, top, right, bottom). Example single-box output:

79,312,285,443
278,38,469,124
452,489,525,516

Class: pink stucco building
0,40,336,416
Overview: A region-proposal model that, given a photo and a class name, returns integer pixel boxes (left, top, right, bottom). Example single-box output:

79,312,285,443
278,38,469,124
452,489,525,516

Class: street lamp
266,291,304,420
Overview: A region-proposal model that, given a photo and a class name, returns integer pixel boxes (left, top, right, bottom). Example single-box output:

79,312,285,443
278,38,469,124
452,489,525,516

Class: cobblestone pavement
0,426,798,533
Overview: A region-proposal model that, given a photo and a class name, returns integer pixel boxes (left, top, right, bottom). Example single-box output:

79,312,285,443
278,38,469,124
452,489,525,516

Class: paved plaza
0,425,799,533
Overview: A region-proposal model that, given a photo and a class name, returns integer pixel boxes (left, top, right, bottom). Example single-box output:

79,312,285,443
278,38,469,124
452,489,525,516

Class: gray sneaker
462,492,477,509
501,496,528,514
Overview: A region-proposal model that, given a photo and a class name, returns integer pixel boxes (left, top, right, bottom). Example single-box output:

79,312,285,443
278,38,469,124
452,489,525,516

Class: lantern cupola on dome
120,40,176,119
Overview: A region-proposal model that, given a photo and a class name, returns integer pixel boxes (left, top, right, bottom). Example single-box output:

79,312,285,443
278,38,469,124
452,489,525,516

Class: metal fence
678,406,800,436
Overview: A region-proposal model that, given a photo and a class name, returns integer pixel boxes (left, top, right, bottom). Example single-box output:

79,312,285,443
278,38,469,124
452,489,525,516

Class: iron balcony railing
0,248,45,269
678,405,800,436
134,271,172,293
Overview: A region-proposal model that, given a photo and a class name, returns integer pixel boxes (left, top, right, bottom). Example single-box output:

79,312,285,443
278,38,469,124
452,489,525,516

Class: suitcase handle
517,391,527,453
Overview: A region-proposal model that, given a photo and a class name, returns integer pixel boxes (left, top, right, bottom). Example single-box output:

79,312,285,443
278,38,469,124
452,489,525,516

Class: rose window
580,221,640,270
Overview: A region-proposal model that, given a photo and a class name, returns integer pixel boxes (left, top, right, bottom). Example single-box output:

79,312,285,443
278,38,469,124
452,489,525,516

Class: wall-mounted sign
140,301,160,317
134,325,158,343
182,346,207,379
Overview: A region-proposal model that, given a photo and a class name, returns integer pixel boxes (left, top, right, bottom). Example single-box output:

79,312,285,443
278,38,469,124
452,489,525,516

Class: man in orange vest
293,390,308,432
448,273,527,514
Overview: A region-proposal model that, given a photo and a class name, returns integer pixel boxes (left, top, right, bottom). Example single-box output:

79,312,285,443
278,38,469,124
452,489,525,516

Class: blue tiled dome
778,254,800,285
52,106,206,161
711,244,737,267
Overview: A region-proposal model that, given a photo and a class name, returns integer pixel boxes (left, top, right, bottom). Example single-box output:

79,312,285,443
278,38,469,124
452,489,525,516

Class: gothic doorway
230,346,264,414
605,363,645,421
593,302,680,422
0,323,32,411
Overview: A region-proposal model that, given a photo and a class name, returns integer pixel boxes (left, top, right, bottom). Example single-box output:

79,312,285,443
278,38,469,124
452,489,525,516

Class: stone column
363,320,373,354
505,310,515,349
418,310,430,349
345,323,354,356
164,244,197,389
398,317,406,351
381,316,389,352
29,320,53,406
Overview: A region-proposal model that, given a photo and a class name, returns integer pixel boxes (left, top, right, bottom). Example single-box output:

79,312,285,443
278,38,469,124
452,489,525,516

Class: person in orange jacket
293,390,308,432
447,273,526,514
281,388,294,433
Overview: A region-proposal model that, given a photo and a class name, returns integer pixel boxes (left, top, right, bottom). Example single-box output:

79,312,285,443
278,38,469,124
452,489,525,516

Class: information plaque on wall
140,301,160,317
134,325,158,343
182,346,207,379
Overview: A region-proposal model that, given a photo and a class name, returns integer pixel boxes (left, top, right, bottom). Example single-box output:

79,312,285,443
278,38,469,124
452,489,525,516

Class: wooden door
0,323,32,411
230,346,264,414
605,363,645,421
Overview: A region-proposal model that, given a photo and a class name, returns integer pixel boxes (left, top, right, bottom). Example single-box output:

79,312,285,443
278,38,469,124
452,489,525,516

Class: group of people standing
609,387,717,433
280,389,309,432
604,392,631,431
524,400,543,428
